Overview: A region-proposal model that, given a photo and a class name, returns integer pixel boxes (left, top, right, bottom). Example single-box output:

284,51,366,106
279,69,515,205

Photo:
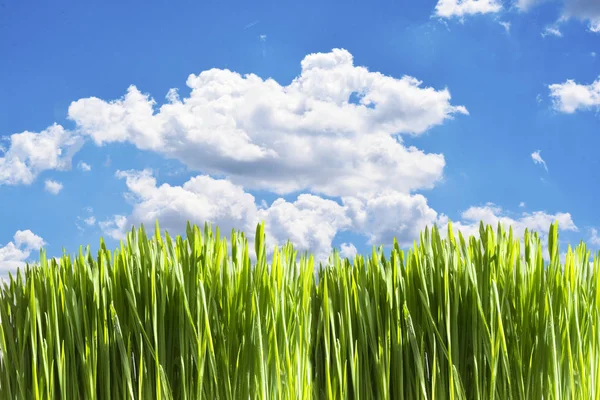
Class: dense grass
0,220,599,399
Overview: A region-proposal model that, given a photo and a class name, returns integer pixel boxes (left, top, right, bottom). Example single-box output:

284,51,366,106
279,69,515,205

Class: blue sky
1,0,599,273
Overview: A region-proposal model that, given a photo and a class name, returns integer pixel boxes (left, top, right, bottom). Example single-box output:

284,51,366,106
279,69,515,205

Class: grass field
0,220,598,399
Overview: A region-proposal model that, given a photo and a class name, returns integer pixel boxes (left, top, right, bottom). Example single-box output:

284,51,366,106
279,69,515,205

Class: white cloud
342,190,438,247
549,77,600,113
100,169,352,264
339,242,358,259
100,168,579,266
259,34,267,41
434,0,502,18
77,161,92,171
0,230,45,274
68,48,467,199
519,201,526,207
44,179,63,194
542,25,563,37
499,21,511,32
531,150,548,171
83,216,96,226
0,124,83,186
13,230,46,250
589,228,600,246
436,204,577,260
99,215,128,240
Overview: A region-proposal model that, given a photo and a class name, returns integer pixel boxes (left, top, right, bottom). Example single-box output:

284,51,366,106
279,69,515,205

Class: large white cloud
100,169,575,264
434,0,502,18
0,230,46,274
549,77,600,113
0,124,83,186
98,169,441,264
99,169,353,264
68,48,467,198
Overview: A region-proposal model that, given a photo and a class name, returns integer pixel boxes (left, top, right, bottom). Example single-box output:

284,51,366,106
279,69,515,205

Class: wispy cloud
542,25,563,37
499,21,511,33
77,160,91,171
244,20,259,29
531,150,548,172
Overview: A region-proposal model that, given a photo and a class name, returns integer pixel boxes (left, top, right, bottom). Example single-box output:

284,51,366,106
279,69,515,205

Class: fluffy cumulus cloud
339,242,358,259
434,0,502,18
0,230,46,274
98,167,447,264
97,166,579,265
0,124,83,186
99,169,353,264
549,77,600,113
44,179,63,194
68,49,467,198
81,49,579,264
342,191,438,247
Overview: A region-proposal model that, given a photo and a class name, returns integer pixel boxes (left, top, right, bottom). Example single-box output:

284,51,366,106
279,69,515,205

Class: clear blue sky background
1,0,599,272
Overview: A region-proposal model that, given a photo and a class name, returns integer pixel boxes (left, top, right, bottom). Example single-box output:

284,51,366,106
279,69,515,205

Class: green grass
0,219,598,399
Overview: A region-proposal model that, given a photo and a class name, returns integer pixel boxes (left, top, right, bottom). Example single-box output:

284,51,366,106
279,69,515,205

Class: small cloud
548,77,600,113
99,215,128,240
103,155,111,167
84,206,93,213
83,216,96,226
44,179,63,195
590,228,600,246
499,21,511,33
244,20,259,29
531,150,548,172
433,0,502,18
519,201,525,207
77,161,91,171
536,93,543,104
339,242,358,259
259,34,267,42
592,52,597,57
542,25,563,37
